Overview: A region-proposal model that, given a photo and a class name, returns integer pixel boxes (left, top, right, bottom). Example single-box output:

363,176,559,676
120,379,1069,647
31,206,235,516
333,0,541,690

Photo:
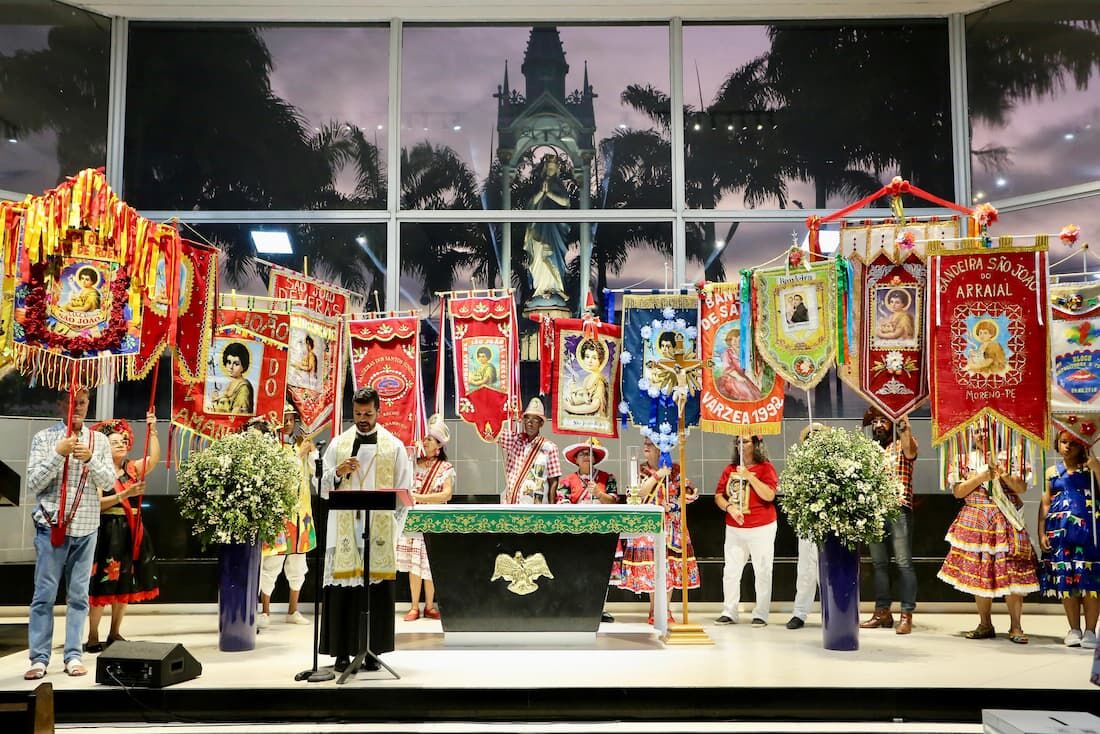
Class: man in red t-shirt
714,435,779,626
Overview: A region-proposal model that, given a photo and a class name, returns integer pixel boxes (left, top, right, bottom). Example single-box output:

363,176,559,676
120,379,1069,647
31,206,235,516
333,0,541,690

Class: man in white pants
786,422,826,629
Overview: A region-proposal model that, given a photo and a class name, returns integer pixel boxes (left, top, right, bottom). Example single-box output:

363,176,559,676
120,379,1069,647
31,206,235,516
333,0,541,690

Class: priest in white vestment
319,387,412,672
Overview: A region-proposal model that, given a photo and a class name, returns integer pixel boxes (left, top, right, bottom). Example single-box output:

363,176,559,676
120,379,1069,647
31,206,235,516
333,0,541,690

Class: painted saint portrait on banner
205,338,261,415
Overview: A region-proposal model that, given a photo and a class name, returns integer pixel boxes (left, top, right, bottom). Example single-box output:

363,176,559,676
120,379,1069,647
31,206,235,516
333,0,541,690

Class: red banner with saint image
132,238,218,383
171,297,291,442
270,267,355,438
859,253,928,420
448,294,519,443
348,314,424,448
928,240,1050,445
700,282,785,436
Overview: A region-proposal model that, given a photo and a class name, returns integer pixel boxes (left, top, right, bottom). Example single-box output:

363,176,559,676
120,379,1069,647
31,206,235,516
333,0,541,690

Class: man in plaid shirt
24,389,114,679
498,398,561,504
860,406,919,636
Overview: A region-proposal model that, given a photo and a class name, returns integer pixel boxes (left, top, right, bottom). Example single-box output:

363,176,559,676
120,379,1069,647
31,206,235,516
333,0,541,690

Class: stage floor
0,605,1095,725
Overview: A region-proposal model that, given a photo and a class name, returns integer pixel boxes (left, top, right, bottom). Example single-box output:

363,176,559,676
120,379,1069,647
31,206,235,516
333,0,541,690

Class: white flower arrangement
779,428,902,548
177,429,301,548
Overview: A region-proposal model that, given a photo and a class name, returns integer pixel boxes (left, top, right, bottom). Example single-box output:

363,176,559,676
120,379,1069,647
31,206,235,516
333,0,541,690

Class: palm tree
965,11,1100,177
0,18,110,187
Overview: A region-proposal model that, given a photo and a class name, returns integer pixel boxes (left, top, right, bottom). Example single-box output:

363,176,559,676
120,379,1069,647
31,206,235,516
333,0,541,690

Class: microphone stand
296,440,334,683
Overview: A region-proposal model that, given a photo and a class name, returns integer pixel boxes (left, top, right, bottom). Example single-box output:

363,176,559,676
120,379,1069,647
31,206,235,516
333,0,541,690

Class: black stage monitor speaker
96,641,202,688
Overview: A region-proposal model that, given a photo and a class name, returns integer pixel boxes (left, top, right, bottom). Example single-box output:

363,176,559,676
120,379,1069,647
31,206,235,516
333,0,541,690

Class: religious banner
448,293,519,442
859,253,928,419
270,266,356,437
131,237,218,383
7,168,176,388
13,229,143,387
928,239,1050,445
347,313,424,448
1050,280,1100,446
545,317,622,438
752,261,839,390
837,216,959,397
0,202,23,369
172,296,291,442
700,283,784,436
619,292,701,433
840,216,960,264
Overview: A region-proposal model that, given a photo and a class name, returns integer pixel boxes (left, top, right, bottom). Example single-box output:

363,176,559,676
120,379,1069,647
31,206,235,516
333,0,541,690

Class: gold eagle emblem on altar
490,551,554,595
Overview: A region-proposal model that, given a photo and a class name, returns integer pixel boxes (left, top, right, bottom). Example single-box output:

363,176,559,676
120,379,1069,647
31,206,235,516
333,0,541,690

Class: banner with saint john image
270,266,357,438
619,292,700,430
1050,280,1100,446
447,294,519,442
838,216,957,416
928,239,1050,445
172,296,291,442
544,317,622,439
699,282,784,436
347,313,424,448
752,261,838,390
859,253,928,420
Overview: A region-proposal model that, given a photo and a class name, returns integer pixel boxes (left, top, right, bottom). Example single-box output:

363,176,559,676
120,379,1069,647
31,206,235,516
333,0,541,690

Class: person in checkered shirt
859,406,919,636
497,398,561,504
24,389,115,680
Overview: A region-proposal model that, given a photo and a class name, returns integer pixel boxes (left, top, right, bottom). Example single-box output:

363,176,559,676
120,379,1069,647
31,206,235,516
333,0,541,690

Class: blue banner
619,292,701,434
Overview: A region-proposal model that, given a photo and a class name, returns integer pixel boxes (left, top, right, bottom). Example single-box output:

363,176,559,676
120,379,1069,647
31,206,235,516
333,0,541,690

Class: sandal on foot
963,624,996,640
83,641,104,654
23,662,46,680
403,608,420,622
423,607,441,620
64,659,88,677
1008,632,1029,645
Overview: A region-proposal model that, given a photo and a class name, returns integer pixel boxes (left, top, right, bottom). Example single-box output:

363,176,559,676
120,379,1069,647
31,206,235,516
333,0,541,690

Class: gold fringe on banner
12,343,130,389
700,418,783,437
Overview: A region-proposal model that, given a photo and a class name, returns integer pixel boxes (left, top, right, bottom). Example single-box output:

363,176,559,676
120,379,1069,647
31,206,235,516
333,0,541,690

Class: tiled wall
0,414,1047,565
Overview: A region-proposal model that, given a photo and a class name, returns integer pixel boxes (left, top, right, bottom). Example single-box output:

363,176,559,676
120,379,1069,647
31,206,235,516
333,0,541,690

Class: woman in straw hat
397,414,455,621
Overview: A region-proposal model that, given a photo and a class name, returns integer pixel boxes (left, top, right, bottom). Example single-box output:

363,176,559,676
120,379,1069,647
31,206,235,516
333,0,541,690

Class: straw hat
522,397,546,422
861,405,891,427
564,439,607,466
426,413,450,445
799,422,827,442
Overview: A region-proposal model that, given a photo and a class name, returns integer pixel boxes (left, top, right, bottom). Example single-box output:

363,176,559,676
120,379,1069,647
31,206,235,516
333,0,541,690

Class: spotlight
356,235,368,247
715,239,725,250
251,230,293,255
453,125,462,131
693,123,701,131
1065,132,1077,141
995,177,1007,188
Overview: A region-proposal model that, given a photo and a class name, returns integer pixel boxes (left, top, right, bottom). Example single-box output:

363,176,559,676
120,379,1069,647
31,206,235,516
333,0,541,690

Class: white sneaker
1082,630,1098,649
286,611,310,625
1064,628,1083,647
257,612,271,629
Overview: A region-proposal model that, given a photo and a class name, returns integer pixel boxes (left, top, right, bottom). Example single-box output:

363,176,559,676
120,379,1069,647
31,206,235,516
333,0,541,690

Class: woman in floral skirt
85,414,160,652
938,423,1038,644
620,436,699,625
396,414,455,621
1038,430,1100,648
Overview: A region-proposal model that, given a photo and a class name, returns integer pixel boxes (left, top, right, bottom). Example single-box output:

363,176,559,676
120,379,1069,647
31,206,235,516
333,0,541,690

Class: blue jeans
867,509,917,613
29,526,96,665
